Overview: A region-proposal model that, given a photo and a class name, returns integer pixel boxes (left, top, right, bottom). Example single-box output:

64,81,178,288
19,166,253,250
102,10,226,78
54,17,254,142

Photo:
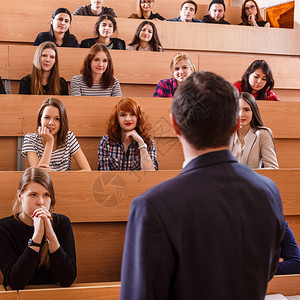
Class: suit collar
181,150,237,173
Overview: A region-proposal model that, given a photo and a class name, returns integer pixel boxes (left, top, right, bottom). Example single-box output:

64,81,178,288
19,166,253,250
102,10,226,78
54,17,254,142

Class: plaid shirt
98,135,158,170
234,81,280,101
153,78,177,98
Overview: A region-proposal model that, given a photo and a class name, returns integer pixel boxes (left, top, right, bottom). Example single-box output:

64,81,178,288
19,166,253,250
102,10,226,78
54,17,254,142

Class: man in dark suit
120,71,285,300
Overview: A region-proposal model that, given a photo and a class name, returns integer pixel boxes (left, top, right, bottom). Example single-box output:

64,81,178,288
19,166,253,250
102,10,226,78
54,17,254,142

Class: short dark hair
172,71,239,149
181,0,198,14
241,59,275,100
37,97,69,148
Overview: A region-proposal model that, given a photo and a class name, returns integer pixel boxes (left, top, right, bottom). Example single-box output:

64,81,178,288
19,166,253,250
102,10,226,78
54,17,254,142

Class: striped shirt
21,131,80,171
70,75,122,97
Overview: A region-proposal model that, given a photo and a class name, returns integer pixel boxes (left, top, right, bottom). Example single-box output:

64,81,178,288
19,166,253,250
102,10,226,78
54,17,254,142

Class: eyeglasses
245,5,256,11
141,0,154,4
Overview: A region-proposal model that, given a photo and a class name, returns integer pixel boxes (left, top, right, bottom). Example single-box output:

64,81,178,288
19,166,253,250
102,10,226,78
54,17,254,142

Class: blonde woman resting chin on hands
0,167,77,290
22,97,91,171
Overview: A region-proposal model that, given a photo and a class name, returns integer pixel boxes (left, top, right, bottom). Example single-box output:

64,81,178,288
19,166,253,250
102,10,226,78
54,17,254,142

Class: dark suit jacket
120,150,285,300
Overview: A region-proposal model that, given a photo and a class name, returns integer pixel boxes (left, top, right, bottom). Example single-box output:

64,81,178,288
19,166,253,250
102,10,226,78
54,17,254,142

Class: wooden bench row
1,45,300,99
0,170,300,289
0,0,247,24
0,95,300,170
0,15,298,56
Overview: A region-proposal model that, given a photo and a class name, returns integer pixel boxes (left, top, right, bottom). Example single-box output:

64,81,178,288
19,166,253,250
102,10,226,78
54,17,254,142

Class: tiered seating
0,95,300,170
1,0,300,298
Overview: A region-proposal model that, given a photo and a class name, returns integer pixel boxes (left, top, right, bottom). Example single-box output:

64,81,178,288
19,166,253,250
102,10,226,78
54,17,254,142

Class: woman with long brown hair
19,41,68,95
98,98,158,170
70,43,122,96
240,0,270,27
0,167,77,290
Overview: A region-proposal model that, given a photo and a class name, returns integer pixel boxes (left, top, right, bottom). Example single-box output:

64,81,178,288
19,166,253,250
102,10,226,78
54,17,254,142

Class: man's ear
233,116,241,133
170,113,181,136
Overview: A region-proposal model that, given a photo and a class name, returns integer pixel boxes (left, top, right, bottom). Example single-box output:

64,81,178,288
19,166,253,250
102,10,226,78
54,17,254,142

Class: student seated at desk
126,21,163,51
71,44,122,96
202,0,230,24
229,92,278,169
167,0,202,23
0,167,77,290
276,222,300,275
239,0,270,27
19,42,68,95
22,98,91,171
234,60,279,101
80,15,125,49
0,77,5,94
33,8,79,47
98,98,158,170
74,0,116,17
153,52,195,97
129,0,165,20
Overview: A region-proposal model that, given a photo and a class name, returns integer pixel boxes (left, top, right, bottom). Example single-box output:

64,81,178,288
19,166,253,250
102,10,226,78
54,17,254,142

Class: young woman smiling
80,15,125,49
230,92,278,169
0,167,76,290
129,0,165,20
19,42,68,95
22,98,91,171
33,8,79,47
98,98,158,170
234,60,279,101
70,44,122,96
126,21,163,51
153,53,195,97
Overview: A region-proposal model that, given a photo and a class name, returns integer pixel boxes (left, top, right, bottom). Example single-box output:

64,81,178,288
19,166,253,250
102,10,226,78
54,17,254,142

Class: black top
239,20,268,27
129,12,165,20
0,77,5,94
33,31,79,48
19,74,69,95
73,4,116,17
80,37,126,50
0,214,77,290
202,15,230,24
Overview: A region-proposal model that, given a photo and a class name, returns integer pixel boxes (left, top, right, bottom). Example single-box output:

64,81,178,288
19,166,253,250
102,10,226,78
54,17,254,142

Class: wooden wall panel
0,138,18,171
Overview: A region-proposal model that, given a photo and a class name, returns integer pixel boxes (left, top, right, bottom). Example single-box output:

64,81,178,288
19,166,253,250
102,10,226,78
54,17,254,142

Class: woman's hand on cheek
38,126,54,144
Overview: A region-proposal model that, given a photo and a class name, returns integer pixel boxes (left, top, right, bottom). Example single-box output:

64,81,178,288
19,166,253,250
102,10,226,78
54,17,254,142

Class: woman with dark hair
98,98,158,170
80,14,125,49
70,44,122,96
33,8,79,47
234,60,279,101
19,42,68,95
129,0,165,20
126,21,163,51
0,167,77,290
22,98,91,171
153,52,195,97
230,92,278,169
240,0,270,27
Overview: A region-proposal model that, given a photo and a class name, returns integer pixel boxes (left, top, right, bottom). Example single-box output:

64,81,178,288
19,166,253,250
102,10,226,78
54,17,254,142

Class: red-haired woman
98,98,158,170
240,0,270,27
70,43,122,96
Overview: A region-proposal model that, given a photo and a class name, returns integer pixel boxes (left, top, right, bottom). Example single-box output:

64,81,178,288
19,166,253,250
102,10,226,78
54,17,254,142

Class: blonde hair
170,53,196,76
31,41,61,95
